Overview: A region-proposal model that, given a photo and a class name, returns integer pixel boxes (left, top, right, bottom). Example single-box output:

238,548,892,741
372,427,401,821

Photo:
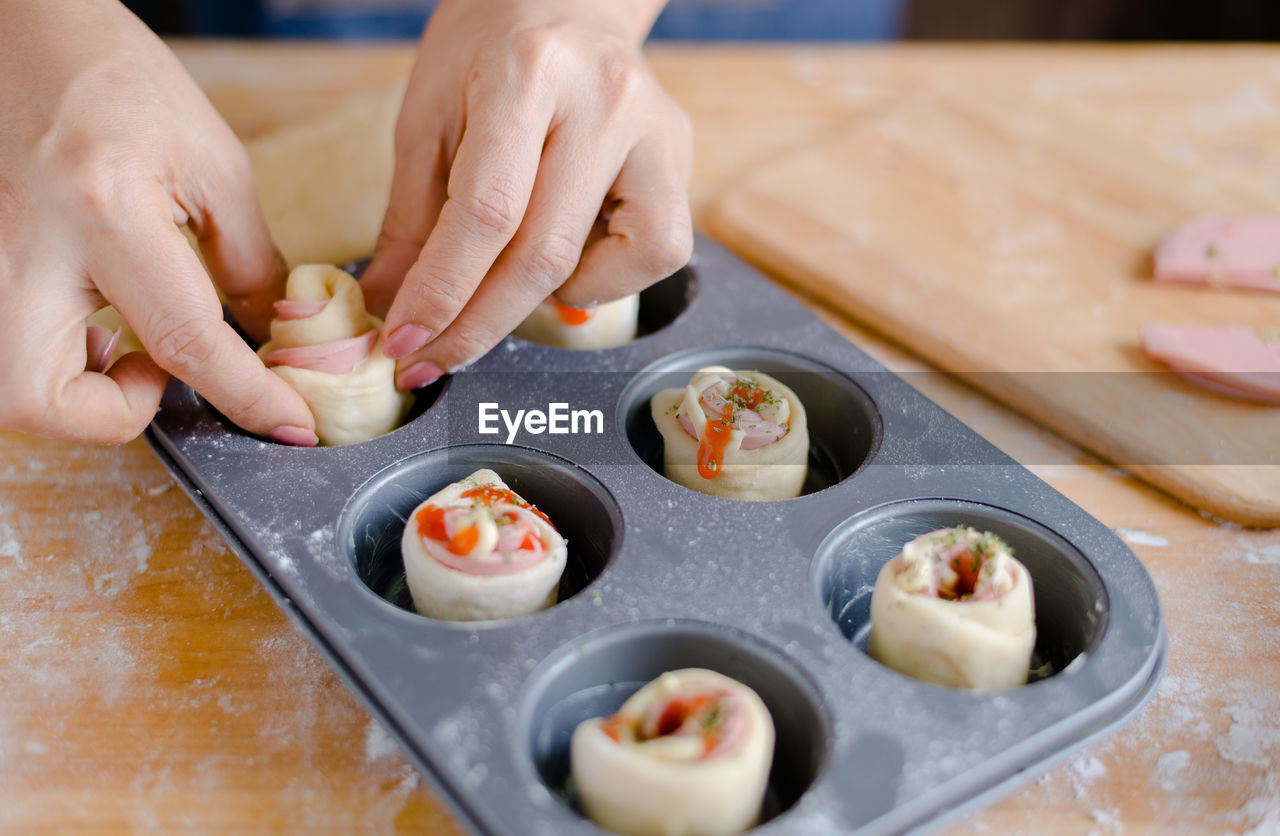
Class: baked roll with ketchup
650,366,808,501
400,469,567,621
869,527,1036,691
258,264,411,445
513,294,639,349
570,668,775,836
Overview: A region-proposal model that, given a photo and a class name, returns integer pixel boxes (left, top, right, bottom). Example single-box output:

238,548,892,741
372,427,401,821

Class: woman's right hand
0,1,318,445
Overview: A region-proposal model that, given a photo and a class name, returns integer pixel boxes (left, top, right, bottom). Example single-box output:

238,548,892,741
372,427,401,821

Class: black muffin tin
146,234,1165,835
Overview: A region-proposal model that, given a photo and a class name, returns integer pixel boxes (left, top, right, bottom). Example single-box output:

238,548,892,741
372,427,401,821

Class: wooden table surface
1,41,1277,834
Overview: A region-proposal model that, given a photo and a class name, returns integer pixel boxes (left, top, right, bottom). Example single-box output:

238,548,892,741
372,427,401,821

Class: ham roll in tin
258,264,411,445
571,668,775,836
513,294,640,349
401,469,567,621
869,527,1036,691
650,366,808,501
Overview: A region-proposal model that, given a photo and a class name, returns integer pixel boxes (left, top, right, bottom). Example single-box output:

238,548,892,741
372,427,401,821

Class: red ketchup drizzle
552,298,594,326
414,505,477,556
656,694,724,757
695,379,768,480
414,484,553,558
948,545,982,599
460,484,553,526
600,694,727,758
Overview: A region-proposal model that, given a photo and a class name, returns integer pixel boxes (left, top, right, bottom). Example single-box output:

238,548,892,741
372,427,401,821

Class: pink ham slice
1141,324,1280,404
677,411,786,450
273,299,330,320
425,540,545,576
262,329,378,374
1154,215,1280,293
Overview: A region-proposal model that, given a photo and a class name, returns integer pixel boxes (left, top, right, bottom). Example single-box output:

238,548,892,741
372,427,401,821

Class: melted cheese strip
650,366,808,501
512,293,639,349
258,264,411,446
869,527,1036,691
400,469,567,621
571,669,775,836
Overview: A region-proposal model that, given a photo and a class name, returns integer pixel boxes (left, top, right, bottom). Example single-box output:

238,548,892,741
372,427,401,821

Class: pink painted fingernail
86,326,122,373
383,324,432,359
268,425,319,447
397,360,444,391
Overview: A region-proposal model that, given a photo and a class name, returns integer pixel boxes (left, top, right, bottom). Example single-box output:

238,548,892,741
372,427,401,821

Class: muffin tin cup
146,233,1165,835
518,620,830,831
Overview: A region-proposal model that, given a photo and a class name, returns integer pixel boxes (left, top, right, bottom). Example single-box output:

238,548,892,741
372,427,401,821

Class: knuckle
225,386,270,425
522,229,582,284
597,53,645,112
637,217,694,277
442,329,493,370
46,134,130,220
150,314,221,377
408,263,473,316
509,25,561,74
454,179,523,239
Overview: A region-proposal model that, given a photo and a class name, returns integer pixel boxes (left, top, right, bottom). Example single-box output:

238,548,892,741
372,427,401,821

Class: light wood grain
0,42,1276,835
709,91,1280,525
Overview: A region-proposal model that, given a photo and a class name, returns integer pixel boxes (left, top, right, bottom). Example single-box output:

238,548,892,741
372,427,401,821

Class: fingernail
267,425,319,447
89,327,123,373
383,324,432,359
397,360,445,391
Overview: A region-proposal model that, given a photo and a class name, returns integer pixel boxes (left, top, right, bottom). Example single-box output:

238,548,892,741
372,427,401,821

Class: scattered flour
1070,755,1108,799
1218,704,1280,769
1088,807,1122,834
1153,751,1191,792
1233,535,1280,565
1115,527,1170,547
364,716,401,764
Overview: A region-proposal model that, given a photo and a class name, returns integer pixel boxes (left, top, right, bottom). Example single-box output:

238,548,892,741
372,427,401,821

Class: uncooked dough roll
649,366,808,501
400,469,567,621
570,668,775,836
512,294,639,349
258,264,411,446
868,527,1036,691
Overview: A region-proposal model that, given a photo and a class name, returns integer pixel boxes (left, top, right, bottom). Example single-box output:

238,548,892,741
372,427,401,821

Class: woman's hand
0,1,317,445
360,0,693,389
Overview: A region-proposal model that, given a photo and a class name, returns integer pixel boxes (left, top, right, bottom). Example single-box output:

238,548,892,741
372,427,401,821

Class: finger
380,83,553,362
183,141,289,344
393,125,622,386
556,125,694,309
96,217,318,443
39,351,172,443
360,133,449,319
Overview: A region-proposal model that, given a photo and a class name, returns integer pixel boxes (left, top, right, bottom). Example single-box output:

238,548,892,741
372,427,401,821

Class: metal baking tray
146,233,1165,835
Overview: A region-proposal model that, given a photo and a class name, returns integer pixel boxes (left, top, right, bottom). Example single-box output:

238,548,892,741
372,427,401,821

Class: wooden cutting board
707,92,1280,526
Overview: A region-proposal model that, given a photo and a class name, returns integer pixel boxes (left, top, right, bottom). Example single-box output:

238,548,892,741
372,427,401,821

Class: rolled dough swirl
400,469,567,621
512,294,639,349
570,668,775,836
868,527,1036,691
650,366,808,501
258,264,411,446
